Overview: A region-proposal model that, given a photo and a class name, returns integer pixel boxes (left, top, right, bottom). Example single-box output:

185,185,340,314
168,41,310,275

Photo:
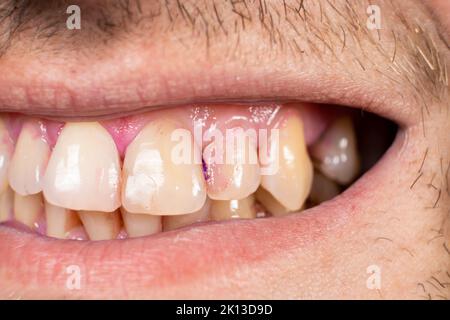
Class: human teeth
260,115,313,211
45,201,81,239
163,199,210,231
122,119,206,215
204,127,260,201
210,195,256,221
310,117,360,185
9,120,51,195
43,122,121,212
309,171,341,205
78,210,122,241
0,119,13,193
255,187,292,217
0,186,13,222
121,208,161,238
14,192,44,230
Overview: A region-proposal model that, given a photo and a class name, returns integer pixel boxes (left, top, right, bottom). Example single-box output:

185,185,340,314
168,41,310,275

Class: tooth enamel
9,120,51,195
163,199,210,231
260,116,313,211
14,192,44,230
121,208,161,238
210,195,256,221
309,171,341,205
310,117,360,185
43,122,121,212
0,186,13,222
255,187,292,217
122,119,206,215
0,119,13,193
204,127,261,201
45,201,81,239
78,210,122,241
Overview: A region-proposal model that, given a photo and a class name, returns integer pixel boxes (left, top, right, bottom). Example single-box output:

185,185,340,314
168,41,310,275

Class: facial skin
0,0,448,299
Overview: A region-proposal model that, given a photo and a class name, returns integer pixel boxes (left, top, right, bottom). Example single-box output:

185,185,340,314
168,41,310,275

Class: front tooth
78,210,122,241
309,171,341,205
122,119,206,215
163,199,210,231
0,186,13,222
45,201,81,239
43,122,121,212
210,195,256,221
14,192,44,230
9,120,51,195
204,127,260,200
121,208,161,238
310,117,360,185
255,187,291,217
0,118,14,193
259,115,313,211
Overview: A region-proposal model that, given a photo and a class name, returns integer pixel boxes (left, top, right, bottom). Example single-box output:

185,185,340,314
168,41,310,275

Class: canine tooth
14,192,44,230
255,187,291,217
9,120,51,195
309,171,341,205
0,186,13,222
310,117,360,185
210,195,256,221
122,119,206,215
163,199,210,231
43,122,121,212
45,201,81,239
78,210,122,241
260,116,313,211
204,128,260,200
121,208,161,238
0,119,13,193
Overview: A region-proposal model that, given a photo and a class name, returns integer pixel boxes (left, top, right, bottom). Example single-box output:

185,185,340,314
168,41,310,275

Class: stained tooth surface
0,119,14,193
122,119,206,215
210,195,256,221
260,115,313,211
0,186,13,222
78,210,122,241
204,127,260,200
14,192,44,230
43,122,121,212
121,208,161,238
255,187,291,217
310,117,360,185
45,201,81,239
309,171,341,205
9,120,51,195
163,199,210,231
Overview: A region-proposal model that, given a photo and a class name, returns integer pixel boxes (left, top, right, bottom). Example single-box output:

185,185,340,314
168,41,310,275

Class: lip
0,129,404,299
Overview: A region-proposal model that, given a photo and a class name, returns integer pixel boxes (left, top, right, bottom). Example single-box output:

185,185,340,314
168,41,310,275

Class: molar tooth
163,199,210,231
310,117,360,185
255,187,292,217
43,122,121,212
45,201,81,239
121,208,161,238
122,119,206,215
204,127,260,200
0,186,13,222
210,195,256,221
78,210,122,241
0,119,13,193
309,171,341,205
260,115,313,211
9,120,51,195
14,192,44,230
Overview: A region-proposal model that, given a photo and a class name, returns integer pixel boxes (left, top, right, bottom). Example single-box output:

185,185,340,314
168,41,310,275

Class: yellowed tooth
122,119,206,215
0,119,14,194
210,195,256,221
45,201,81,239
309,171,341,205
260,115,313,211
14,192,44,230
43,122,121,212
121,208,161,238
9,120,51,195
255,187,291,217
0,186,13,222
78,210,122,241
310,117,360,185
204,127,260,200
163,199,210,231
